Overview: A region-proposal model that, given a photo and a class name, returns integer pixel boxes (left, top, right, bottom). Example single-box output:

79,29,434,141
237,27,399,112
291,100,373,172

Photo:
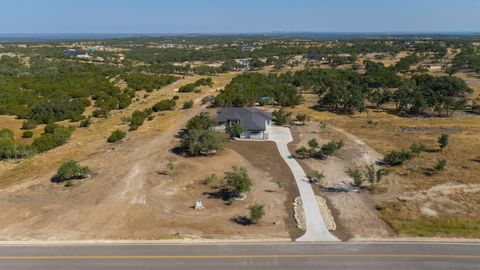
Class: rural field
0,35,479,241
0,73,297,240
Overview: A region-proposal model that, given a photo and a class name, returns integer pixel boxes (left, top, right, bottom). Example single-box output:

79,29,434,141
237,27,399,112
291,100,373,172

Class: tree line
285,63,472,116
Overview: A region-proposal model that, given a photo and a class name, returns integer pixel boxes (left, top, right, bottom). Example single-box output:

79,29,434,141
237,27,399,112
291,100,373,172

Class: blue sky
1,0,479,33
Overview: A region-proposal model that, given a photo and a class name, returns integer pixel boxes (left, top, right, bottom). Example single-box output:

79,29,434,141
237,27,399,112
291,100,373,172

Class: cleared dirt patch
227,141,303,239
0,131,295,240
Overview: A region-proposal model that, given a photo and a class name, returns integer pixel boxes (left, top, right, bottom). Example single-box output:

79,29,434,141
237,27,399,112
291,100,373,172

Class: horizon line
1,31,480,35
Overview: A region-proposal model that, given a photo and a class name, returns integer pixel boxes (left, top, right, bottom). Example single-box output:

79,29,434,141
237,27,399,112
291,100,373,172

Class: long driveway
268,126,338,242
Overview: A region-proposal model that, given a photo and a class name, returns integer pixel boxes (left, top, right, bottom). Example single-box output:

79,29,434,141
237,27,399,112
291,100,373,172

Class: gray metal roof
217,108,272,131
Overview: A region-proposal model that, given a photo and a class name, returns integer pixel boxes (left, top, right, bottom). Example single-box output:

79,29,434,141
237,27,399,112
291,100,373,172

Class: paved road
0,242,479,270
268,126,338,242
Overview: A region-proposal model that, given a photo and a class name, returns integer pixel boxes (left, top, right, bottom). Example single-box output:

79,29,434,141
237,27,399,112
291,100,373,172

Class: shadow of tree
50,175,87,184
203,188,233,201
231,215,252,226
50,175,64,183
170,145,185,156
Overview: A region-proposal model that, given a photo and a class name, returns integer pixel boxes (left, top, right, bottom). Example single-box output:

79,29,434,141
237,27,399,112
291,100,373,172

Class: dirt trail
330,126,384,165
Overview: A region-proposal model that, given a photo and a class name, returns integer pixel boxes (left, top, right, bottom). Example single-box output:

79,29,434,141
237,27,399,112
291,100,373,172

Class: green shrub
79,117,92,128
129,109,152,130
0,129,32,159
410,143,427,156
181,129,227,156
367,119,378,125
152,99,176,112
225,122,243,138
312,171,325,185
296,113,309,125
438,133,449,151
179,78,212,93
22,131,33,138
224,166,252,195
272,109,292,125
55,160,91,182
346,167,364,187
186,112,216,130
0,129,16,159
107,129,126,143
122,73,178,92
384,149,413,166
92,108,109,118
70,113,85,122
182,100,194,109
249,203,265,223
44,123,60,134
21,120,37,130
295,146,310,158
435,159,447,171
32,125,72,153
296,139,343,159
308,139,319,149
320,140,344,156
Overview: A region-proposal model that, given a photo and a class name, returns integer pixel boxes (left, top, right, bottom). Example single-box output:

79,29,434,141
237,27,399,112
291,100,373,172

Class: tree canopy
215,73,301,107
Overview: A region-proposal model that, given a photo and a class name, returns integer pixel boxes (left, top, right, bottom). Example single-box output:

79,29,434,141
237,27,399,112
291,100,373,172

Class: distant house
257,96,276,105
64,49,90,60
238,59,250,68
241,45,256,52
64,49,80,57
306,51,327,62
76,53,91,60
215,108,272,139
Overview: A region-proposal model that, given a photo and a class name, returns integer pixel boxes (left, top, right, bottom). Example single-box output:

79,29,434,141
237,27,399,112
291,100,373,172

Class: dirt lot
0,134,293,240
227,141,302,239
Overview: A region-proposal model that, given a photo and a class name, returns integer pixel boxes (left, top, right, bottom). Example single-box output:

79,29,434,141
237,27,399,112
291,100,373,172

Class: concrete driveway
268,126,338,242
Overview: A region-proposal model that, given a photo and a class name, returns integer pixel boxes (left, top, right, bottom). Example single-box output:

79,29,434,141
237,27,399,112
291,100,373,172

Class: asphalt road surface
0,241,479,270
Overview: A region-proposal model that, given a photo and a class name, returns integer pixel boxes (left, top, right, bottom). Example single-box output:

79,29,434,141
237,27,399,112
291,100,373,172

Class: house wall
241,130,265,139
215,119,272,140
214,124,226,131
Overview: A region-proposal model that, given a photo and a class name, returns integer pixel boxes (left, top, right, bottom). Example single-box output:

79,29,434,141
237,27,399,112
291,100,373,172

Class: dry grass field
288,97,480,238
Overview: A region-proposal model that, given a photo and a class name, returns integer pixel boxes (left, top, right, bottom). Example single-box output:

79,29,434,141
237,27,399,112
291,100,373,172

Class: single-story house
238,59,251,68
64,49,91,60
215,107,272,139
241,45,256,52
